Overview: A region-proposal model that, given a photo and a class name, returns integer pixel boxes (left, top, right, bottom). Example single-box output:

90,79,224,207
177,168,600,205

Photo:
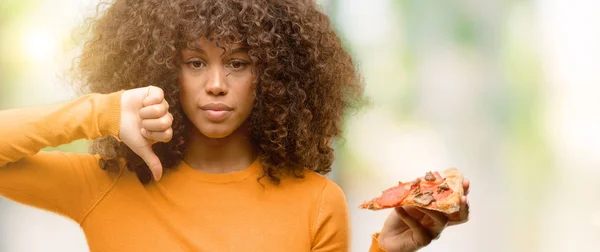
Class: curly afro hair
75,0,363,184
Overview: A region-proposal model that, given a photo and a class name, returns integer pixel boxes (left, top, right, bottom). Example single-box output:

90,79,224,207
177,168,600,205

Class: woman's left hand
377,179,470,252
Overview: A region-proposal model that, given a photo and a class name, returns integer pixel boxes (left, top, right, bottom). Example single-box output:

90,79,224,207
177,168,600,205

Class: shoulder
278,170,347,206
307,172,347,210
305,171,346,199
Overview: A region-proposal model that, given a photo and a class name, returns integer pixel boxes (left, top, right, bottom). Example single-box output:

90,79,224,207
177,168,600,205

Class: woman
0,0,469,251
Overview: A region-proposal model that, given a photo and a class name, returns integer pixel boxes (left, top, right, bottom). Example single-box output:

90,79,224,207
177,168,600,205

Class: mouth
200,103,233,111
200,103,233,121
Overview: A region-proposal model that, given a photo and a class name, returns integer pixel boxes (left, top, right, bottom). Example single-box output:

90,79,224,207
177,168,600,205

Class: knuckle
138,109,148,119
142,129,152,138
160,118,171,129
419,237,432,247
154,105,166,115
155,87,164,99
163,129,173,142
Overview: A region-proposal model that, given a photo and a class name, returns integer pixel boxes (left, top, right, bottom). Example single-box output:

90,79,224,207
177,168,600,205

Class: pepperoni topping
376,185,410,207
436,187,452,200
359,185,410,209
360,170,455,210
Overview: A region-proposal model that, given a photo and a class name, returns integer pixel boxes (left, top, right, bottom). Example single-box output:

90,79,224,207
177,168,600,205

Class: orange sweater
0,91,387,251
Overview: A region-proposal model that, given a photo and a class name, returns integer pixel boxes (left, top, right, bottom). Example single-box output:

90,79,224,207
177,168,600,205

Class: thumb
133,145,163,181
143,85,164,107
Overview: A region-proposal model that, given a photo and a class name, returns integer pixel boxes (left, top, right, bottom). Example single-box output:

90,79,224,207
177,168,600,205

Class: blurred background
1,0,599,251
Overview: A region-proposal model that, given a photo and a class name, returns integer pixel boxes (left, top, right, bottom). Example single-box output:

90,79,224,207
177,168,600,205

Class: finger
415,208,448,240
395,207,433,247
463,179,470,196
416,207,448,227
131,145,163,181
141,128,173,143
139,100,169,119
402,205,425,219
448,199,470,226
141,114,173,131
143,86,164,107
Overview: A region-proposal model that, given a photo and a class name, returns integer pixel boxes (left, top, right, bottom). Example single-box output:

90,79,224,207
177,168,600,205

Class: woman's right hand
119,86,173,181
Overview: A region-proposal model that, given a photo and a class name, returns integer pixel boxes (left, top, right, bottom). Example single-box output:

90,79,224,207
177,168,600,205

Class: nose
205,66,228,96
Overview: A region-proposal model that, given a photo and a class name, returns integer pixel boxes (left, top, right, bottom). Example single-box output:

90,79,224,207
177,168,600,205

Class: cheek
230,77,256,104
178,90,196,115
179,93,192,109
246,83,256,99
178,75,198,106
242,84,257,110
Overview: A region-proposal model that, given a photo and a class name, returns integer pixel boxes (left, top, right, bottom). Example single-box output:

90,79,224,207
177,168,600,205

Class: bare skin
119,85,172,180
178,38,258,174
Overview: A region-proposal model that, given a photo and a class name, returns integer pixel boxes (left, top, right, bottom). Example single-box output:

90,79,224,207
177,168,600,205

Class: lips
200,103,233,121
200,103,233,111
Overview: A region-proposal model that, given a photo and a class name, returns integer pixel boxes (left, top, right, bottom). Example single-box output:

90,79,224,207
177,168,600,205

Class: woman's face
179,37,256,139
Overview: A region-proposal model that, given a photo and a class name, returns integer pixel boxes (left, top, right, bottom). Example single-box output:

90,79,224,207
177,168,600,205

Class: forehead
184,37,246,51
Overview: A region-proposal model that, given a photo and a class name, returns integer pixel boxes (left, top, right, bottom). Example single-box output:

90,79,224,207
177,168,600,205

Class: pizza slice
359,168,464,215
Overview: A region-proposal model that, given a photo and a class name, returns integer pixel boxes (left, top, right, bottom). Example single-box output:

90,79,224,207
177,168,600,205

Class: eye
185,60,206,69
227,60,249,70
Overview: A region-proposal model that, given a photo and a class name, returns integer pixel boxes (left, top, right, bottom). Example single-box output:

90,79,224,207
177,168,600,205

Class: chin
202,131,232,139
198,126,236,139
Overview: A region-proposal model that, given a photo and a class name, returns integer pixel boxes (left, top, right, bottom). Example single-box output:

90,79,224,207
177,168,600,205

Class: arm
0,91,124,222
0,91,122,166
311,180,351,252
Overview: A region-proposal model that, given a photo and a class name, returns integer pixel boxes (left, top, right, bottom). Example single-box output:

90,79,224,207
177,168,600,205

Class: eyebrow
228,47,248,55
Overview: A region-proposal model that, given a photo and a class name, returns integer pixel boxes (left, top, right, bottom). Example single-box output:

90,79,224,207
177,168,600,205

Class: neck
183,123,258,174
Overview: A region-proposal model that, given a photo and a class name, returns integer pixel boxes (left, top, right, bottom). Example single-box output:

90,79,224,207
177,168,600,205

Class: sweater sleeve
309,179,389,252
311,179,351,252
369,233,387,252
0,91,124,223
